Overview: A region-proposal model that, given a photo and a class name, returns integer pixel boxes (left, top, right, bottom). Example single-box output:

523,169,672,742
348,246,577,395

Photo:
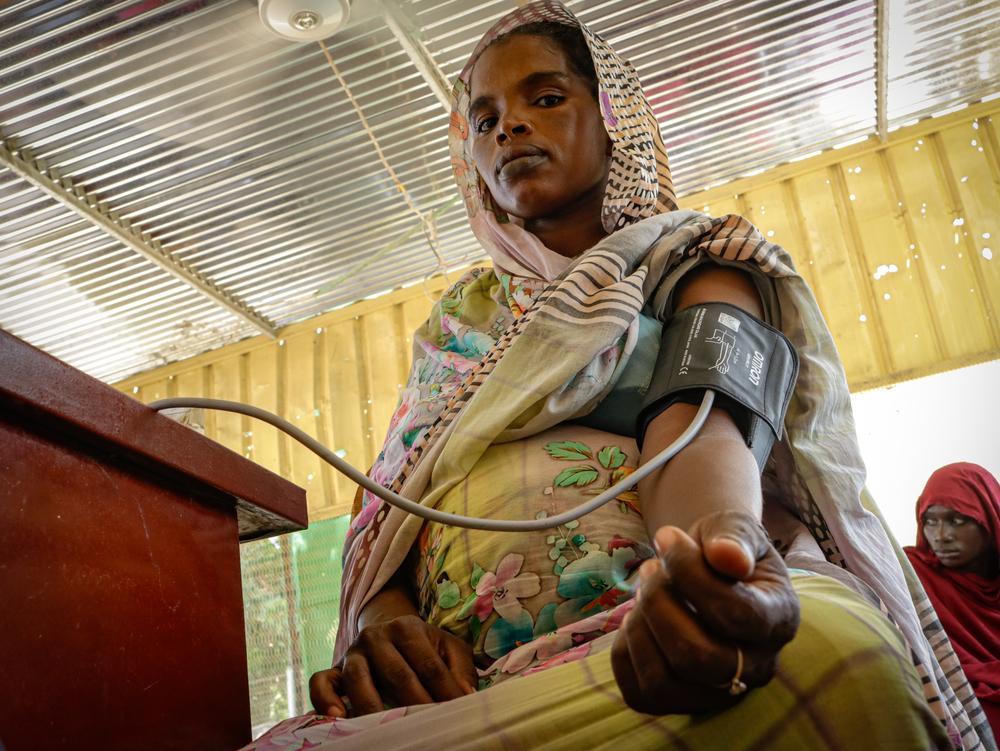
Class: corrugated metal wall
117,103,1000,523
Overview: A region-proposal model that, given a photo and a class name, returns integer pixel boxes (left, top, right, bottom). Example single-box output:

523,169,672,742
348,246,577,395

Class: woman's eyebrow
468,93,493,118
924,509,971,521
468,71,572,117
518,70,572,89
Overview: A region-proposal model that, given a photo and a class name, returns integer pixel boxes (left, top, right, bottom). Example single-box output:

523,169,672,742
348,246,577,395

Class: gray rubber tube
148,391,714,532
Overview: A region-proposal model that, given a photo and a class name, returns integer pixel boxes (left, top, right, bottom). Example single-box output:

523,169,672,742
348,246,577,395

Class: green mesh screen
240,514,350,738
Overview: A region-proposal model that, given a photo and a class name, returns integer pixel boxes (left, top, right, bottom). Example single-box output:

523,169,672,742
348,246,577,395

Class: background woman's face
468,34,610,223
921,503,993,571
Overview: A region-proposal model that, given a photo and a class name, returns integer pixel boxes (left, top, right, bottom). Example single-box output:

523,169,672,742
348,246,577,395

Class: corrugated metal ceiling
1,0,999,382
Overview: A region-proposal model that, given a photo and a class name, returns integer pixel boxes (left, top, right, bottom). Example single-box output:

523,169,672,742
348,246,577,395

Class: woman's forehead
923,504,972,519
469,35,574,97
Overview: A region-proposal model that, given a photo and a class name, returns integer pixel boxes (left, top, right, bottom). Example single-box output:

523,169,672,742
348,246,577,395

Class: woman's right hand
611,511,799,715
309,614,477,718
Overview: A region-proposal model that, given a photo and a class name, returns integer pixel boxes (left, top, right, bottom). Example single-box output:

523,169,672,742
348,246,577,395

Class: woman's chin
935,552,966,568
494,193,557,223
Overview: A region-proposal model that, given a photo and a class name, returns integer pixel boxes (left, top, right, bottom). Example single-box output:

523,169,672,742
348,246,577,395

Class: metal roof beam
0,131,278,338
377,0,452,113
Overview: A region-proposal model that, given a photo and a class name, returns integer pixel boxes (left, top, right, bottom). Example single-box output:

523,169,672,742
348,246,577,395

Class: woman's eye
535,94,563,107
923,519,938,526
475,116,496,133
951,517,967,525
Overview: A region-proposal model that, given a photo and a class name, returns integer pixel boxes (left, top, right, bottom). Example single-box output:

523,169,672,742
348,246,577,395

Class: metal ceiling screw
291,10,321,30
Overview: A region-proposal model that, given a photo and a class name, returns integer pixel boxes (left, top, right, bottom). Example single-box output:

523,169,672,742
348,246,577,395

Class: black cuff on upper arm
634,302,798,471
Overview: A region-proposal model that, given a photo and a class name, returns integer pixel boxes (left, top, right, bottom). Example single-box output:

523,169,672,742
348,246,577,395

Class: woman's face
467,34,610,223
921,504,993,571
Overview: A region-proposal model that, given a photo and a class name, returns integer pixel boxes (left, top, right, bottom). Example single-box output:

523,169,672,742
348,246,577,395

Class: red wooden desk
0,330,307,751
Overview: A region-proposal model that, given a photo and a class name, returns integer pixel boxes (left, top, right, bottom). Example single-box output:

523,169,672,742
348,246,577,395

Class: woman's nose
495,116,530,144
934,525,955,542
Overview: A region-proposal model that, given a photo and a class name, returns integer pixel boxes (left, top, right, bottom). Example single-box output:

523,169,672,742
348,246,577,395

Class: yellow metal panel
736,182,808,278
139,377,170,404
238,353,252,460
736,185,789,249
890,135,995,359
283,331,325,513
683,195,741,218
362,305,407,467
829,163,896,376
201,366,217,439
173,369,203,401
681,185,822,310
327,317,369,514
841,152,941,373
246,346,281,489
776,180,823,303
210,357,242,454
937,117,1000,337
929,130,1000,347
402,294,435,357
351,315,378,466
312,330,336,516
273,339,291,495
793,167,884,385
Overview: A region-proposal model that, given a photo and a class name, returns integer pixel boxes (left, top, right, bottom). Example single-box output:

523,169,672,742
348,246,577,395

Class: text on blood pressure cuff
635,302,799,471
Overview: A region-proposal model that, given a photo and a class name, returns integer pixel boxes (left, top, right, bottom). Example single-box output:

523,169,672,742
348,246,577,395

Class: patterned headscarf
448,1,677,280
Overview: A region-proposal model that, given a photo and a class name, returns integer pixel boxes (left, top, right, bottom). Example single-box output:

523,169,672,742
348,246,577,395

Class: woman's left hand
611,509,800,715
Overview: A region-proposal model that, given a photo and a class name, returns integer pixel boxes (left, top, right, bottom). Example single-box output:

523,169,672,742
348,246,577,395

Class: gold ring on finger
714,646,748,696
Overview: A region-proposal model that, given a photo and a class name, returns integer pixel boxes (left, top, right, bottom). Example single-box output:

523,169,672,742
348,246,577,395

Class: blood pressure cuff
635,302,798,471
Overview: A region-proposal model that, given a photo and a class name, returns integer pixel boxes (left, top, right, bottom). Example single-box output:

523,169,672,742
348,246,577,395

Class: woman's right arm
309,571,477,718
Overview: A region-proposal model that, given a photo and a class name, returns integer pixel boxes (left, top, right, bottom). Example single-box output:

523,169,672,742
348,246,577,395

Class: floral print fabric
345,268,540,549
411,424,653,687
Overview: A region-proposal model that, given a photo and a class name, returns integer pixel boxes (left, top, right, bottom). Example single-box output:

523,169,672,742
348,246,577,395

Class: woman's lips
498,154,547,180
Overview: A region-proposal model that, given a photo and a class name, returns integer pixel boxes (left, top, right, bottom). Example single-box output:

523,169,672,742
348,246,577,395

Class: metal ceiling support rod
875,0,889,143
376,0,452,113
0,130,278,338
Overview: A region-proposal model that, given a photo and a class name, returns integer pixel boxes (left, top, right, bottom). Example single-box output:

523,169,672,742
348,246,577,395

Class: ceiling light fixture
258,0,352,42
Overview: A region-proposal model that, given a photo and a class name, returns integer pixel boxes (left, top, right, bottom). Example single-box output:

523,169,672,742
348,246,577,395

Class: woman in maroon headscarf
905,462,1000,733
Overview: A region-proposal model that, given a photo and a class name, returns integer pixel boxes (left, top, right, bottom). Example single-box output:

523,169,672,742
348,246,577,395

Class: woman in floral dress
244,3,992,749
